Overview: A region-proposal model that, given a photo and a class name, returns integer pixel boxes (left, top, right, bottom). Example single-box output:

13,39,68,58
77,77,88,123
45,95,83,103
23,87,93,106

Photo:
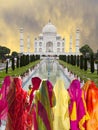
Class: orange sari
83,81,98,130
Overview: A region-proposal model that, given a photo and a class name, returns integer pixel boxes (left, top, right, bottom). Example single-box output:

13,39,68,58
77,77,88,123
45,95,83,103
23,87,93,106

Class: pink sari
68,79,89,130
0,76,11,121
26,77,41,130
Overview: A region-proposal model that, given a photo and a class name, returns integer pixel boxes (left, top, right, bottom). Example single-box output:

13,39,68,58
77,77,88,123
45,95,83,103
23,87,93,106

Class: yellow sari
53,79,70,130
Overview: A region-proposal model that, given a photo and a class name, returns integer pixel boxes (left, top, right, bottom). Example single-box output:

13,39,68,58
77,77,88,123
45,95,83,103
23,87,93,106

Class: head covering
31,77,41,90
30,77,41,105
0,76,11,120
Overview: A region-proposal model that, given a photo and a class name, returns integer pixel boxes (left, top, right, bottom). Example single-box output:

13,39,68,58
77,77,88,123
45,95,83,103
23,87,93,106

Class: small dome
39,33,43,37
56,34,61,38
76,28,80,32
42,21,57,34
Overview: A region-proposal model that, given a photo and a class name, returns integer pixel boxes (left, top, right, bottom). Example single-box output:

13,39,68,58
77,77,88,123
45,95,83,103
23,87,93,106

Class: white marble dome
42,21,57,34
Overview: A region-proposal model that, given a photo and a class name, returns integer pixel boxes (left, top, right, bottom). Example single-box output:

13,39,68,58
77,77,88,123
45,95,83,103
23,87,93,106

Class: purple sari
68,79,89,130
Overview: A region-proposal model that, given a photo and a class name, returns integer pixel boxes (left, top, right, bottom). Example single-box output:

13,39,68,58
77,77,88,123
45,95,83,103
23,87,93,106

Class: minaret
76,28,80,55
20,28,24,53
27,35,30,55
69,35,72,55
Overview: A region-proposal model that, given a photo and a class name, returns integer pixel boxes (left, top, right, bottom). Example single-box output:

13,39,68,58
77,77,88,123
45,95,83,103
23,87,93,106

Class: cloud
0,0,98,52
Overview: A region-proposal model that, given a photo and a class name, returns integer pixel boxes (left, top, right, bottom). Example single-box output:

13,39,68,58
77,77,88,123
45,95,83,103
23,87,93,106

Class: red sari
7,77,28,130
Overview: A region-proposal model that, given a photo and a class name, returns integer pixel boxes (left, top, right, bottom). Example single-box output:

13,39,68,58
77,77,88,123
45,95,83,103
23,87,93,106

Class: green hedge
59,60,98,86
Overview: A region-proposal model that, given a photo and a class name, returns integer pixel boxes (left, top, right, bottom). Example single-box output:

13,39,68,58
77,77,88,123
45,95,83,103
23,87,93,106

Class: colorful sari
68,79,89,130
34,79,56,130
0,76,12,122
53,79,70,130
83,81,98,130
6,77,28,130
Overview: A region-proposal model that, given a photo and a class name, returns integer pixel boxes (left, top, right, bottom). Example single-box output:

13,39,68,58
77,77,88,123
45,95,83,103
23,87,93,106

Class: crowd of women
0,75,98,130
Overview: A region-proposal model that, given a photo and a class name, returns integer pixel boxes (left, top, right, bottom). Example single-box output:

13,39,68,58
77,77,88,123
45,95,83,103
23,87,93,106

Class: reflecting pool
23,59,71,90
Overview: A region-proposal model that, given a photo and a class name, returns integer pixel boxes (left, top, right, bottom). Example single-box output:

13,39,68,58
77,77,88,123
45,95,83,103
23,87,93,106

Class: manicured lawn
59,60,98,86
0,60,40,88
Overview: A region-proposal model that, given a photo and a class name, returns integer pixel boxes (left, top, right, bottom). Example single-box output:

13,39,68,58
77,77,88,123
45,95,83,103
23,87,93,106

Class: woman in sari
53,78,70,130
83,81,98,130
33,79,56,130
0,76,13,126
6,77,28,130
26,77,41,130
68,79,89,130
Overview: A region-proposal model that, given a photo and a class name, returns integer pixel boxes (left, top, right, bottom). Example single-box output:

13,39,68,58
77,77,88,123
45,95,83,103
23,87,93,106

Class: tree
20,56,23,67
11,51,18,57
16,56,19,68
84,56,87,71
76,55,79,67
22,55,26,66
80,55,83,69
6,61,8,73
36,55,40,60
0,46,10,62
90,54,94,73
71,55,73,65
12,57,15,71
73,55,76,66
67,55,70,63
80,44,93,56
64,55,66,62
26,55,29,65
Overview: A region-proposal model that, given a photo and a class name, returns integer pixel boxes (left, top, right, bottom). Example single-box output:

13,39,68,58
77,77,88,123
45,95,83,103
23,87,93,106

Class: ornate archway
46,42,53,52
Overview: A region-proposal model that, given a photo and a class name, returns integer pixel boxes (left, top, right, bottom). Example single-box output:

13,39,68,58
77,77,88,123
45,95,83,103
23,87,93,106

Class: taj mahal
20,21,80,56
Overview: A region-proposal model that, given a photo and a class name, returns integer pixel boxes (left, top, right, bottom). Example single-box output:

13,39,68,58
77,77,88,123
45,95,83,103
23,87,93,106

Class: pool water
23,59,70,90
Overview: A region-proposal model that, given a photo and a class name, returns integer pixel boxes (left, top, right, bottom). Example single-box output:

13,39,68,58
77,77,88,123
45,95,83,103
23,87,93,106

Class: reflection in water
23,59,70,90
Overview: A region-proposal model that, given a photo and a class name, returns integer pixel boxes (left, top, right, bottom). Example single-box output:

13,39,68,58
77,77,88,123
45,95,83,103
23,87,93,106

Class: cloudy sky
0,0,98,53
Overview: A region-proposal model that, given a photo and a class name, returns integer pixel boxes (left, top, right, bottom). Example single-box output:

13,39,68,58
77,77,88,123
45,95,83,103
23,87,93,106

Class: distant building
20,21,80,56
34,21,65,56
34,21,80,56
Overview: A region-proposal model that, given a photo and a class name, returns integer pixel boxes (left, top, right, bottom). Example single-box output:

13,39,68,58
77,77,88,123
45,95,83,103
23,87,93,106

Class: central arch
46,42,53,52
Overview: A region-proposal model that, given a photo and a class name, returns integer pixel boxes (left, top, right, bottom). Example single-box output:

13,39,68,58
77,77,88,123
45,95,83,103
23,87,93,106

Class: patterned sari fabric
34,79,56,130
6,77,28,130
0,76,12,122
84,81,98,130
53,79,70,130
68,79,89,130
26,77,41,130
